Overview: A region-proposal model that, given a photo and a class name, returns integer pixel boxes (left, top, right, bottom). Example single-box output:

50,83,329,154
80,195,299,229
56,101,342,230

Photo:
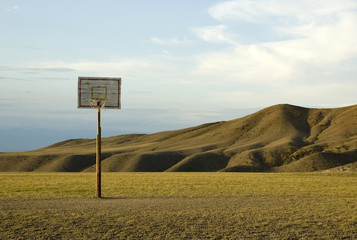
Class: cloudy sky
1,0,357,151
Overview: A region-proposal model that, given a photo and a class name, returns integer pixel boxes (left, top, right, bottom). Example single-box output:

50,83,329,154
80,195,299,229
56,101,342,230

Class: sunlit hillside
1,104,357,172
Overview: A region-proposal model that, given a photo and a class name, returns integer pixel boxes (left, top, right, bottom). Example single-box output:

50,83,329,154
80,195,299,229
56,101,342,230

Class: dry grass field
1,172,356,239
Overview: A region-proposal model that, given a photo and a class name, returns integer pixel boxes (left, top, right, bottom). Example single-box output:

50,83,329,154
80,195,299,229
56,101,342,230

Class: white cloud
210,78,357,109
150,37,191,45
276,21,357,64
192,25,236,44
190,0,357,108
194,0,357,84
212,90,275,107
29,59,172,77
193,43,295,85
209,0,265,22
208,0,357,23
6,5,19,12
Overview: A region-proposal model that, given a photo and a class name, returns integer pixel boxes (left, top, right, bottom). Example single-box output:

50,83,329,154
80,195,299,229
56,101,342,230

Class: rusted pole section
96,107,101,198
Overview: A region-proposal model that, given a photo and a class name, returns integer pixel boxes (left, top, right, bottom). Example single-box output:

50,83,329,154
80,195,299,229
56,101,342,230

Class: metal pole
96,107,101,198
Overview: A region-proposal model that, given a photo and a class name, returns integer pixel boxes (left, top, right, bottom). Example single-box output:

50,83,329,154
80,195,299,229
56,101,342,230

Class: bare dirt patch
1,196,356,239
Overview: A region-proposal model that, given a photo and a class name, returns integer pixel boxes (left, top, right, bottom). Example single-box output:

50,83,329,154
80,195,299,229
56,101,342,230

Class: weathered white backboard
78,77,121,108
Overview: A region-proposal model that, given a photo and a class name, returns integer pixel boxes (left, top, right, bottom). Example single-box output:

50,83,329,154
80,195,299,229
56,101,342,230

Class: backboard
78,77,121,109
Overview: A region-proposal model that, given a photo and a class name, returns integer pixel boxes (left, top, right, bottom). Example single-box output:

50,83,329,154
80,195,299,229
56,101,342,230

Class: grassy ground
1,172,356,239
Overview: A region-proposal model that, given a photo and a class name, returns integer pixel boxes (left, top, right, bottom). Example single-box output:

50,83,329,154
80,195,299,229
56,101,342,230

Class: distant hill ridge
1,104,357,172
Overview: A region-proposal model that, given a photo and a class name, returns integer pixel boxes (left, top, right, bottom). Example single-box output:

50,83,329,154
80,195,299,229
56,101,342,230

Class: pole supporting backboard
96,108,101,198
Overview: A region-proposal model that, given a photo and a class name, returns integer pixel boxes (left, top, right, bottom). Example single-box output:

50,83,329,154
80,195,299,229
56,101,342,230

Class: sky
1,0,357,151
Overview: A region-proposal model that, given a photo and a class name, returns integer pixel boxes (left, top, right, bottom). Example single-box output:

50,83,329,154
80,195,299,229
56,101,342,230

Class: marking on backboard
91,86,107,101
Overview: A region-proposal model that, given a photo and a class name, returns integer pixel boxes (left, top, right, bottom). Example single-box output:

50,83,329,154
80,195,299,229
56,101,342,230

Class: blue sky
1,0,357,151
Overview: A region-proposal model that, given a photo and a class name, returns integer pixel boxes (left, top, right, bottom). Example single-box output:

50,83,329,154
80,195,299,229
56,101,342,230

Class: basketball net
89,99,106,109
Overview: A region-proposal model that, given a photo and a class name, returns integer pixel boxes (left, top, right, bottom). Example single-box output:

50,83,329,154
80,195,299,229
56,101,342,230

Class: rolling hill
1,104,357,172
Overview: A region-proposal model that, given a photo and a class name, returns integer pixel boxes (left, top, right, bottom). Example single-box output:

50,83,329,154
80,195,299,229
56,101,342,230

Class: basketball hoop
90,99,106,109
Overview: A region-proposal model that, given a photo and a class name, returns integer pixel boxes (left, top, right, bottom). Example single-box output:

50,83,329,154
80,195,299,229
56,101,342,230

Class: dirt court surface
1,195,356,239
